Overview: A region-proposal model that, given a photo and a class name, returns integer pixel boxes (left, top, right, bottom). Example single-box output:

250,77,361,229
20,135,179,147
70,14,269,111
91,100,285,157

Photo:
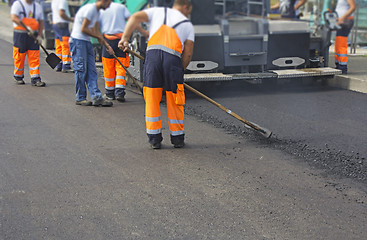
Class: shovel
19,21,61,69
123,49,272,138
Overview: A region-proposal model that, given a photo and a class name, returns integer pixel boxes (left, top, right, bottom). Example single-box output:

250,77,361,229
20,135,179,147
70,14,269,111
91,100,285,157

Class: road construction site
1,3,367,240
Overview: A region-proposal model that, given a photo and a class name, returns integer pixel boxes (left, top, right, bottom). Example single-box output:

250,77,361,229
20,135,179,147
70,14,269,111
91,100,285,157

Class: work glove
35,35,43,45
26,26,35,36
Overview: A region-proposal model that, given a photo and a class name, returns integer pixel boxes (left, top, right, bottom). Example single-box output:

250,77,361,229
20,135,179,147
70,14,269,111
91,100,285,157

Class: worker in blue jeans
69,0,114,106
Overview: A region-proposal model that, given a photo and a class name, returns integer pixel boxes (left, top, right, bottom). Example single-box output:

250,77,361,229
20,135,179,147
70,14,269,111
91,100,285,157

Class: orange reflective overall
143,8,189,145
102,33,130,96
13,0,41,82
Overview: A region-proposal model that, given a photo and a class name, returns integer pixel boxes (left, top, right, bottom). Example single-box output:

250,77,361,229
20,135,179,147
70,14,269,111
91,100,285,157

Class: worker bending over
334,0,356,74
119,0,194,149
70,0,114,106
51,0,74,72
11,0,46,87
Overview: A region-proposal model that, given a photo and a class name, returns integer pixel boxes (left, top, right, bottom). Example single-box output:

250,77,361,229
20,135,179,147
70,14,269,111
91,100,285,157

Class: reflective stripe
147,129,161,134
339,62,347,65
105,86,115,90
336,53,348,57
63,61,71,64
105,77,114,82
116,76,125,80
62,54,71,58
31,74,40,78
147,45,181,58
56,54,62,57
15,66,24,71
29,67,39,71
170,130,184,136
169,119,184,124
146,116,161,122
115,84,125,89
14,73,24,77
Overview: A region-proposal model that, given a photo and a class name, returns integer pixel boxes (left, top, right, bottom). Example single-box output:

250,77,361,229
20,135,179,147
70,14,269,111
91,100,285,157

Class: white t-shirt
71,3,100,41
99,2,130,35
52,0,71,24
335,0,354,18
11,0,44,28
143,7,194,50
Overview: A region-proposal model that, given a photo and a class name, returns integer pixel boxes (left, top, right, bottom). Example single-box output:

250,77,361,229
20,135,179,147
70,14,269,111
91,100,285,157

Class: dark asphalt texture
183,80,367,183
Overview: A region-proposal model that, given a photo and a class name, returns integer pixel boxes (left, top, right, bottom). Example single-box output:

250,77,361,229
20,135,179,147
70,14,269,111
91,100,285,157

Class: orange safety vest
14,0,39,31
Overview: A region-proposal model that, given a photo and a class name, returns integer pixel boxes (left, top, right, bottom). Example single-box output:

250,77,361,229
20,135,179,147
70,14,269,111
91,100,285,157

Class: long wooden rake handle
122,47,272,138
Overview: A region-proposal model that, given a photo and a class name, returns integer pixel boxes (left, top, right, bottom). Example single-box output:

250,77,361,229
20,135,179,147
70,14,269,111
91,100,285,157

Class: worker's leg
84,40,102,102
166,88,185,147
13,32,27,83
27,33,43,86
115,55,129,101
102,56,116,99
143,49,164,146
144,86,163,145
335,19,354,74
70,39,89,101
61,36,72,71
53,24,63,71
163,52,185,147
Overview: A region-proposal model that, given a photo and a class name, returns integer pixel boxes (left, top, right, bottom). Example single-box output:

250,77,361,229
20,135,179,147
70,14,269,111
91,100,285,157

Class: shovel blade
46,53,61,69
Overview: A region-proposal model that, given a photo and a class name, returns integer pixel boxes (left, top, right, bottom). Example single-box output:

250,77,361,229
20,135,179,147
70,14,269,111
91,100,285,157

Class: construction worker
119,0,194,149
51,0,73,72
99,1,131,102
334,0,356,74
270,0,307,19
11,0,46,87
69,0,114,106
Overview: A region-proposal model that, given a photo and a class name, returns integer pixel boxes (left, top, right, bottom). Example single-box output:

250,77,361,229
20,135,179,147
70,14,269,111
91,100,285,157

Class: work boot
115,88,126,102
31,80,46,87
171,134,185,148
150,142,161,149
92,98,113,107
75,100,92,106
14,79,25,85
62,65,74,73
116,95,125,102
104,90,115,100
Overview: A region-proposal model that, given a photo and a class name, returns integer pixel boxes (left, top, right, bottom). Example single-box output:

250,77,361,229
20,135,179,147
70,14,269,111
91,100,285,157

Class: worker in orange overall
11,0,46,87
119,0,194,149
52,0,74,72
99,1,131,102
334,0,356,74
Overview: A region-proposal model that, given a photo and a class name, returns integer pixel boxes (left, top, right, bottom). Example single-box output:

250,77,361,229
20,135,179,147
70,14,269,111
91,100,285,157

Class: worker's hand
337,17,345,25
35,35,43,45
26,26,35,36
106,44,115,56
118,39,130,52
142,30,149,39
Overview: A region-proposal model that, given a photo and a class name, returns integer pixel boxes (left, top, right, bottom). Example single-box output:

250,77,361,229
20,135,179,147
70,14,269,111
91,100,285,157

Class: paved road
1,4,367,240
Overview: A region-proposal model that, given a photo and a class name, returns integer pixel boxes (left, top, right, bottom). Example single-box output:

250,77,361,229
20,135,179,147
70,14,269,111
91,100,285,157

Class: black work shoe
93,98,113,107
31,80,46,87
116,95,125,102
14,79,25,85
173,142,185,148
104,93,115,100
75,100,92,106
56,68,62,72
150,142,161,149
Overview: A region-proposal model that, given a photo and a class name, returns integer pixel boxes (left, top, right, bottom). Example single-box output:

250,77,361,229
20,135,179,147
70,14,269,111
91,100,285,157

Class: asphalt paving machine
127,0,341,84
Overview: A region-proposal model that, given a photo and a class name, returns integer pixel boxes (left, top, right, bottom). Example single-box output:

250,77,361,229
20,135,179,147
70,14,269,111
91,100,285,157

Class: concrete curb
328,75,367,94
